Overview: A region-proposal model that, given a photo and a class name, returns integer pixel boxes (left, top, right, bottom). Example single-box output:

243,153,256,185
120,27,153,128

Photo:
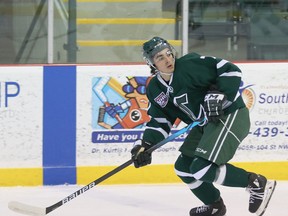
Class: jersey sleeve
214,58,242,103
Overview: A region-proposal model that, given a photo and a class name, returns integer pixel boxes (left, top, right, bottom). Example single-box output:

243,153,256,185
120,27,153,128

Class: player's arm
214,58,242,103
131,100,176,168
202,57,242,122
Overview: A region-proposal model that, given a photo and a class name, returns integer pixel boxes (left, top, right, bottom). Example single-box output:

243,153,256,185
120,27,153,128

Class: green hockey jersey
143,52,246,145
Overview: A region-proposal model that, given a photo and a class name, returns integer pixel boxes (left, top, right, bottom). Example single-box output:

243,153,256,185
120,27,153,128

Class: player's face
153,48,175,74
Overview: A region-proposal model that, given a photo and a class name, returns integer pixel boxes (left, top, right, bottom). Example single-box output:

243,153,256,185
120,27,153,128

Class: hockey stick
8,120,203,216
97,106,112,129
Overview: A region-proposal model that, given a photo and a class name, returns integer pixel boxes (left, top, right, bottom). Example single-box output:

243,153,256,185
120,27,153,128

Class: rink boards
0,63,287,186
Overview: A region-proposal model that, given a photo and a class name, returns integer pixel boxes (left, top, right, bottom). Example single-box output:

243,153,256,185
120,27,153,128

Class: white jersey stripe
187,180,204,189
208,115,230,161
219,71,242,77
192,163,213,180
233,91,240,102
209,110,239,162
174,168,194,177
212,111,238,162
154,118,172,129
214,164,227,185
217,59,229,69
145,126,169,138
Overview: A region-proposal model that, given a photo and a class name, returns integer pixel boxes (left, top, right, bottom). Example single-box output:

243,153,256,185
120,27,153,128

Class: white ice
0,181,287,216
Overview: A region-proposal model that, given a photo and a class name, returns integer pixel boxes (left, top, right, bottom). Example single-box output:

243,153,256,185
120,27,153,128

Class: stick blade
8,201,46,216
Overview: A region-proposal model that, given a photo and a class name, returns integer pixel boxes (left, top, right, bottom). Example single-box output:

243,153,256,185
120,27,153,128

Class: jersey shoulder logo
154,92,169,108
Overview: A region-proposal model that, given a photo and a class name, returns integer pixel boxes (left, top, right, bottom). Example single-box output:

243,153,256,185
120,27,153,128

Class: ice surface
0,181,287,216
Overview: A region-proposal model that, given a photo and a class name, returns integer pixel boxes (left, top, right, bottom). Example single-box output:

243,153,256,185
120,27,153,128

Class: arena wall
0,62,287,186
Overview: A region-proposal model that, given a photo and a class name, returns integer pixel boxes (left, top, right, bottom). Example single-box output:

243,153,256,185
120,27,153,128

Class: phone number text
248,127,288,137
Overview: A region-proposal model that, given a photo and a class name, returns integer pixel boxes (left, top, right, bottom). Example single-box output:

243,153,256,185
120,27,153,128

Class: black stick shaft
44,120,202,214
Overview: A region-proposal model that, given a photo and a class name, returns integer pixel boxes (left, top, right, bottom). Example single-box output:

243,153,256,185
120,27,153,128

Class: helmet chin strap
158,71,173,76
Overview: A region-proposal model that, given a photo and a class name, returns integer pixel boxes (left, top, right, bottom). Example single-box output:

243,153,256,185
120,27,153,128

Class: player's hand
203,91,229,122
131,140,152,168
105,103,123,118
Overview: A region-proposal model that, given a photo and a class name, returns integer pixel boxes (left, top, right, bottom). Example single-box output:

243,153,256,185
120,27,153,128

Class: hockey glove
204,91,229,122
131,140,152,168
105,103,123,118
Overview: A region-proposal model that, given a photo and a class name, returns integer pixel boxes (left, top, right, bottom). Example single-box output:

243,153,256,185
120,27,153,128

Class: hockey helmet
142,37,173,67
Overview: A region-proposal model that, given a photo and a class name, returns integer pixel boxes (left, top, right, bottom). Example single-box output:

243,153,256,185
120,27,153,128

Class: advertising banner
234,62,288,162
76,63,288,167
76,65,155,166
0,62,287,186
0,66,43,168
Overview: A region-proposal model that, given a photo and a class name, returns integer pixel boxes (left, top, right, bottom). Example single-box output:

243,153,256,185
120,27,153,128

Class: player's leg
174,154,226,216
221,165,277,215
189,156,276,216
194,107,276,215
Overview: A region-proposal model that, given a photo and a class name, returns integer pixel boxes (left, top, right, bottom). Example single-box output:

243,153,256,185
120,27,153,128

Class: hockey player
130,37,276,216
